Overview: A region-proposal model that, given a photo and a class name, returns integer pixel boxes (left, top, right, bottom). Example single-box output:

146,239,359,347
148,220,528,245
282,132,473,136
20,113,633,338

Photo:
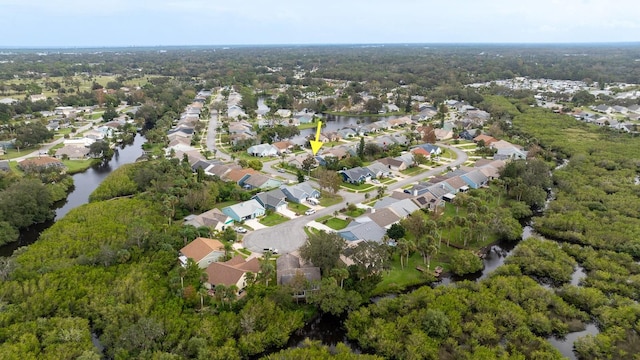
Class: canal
0,134,146,257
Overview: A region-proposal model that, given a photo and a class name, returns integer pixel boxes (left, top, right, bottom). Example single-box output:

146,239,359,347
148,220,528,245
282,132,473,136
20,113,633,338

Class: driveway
277,207,299,219
244,218,268,230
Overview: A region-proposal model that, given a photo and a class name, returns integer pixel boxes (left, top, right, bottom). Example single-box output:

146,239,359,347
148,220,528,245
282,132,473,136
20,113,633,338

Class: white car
235,227,248,233
305,209,316,215
263,247,279,254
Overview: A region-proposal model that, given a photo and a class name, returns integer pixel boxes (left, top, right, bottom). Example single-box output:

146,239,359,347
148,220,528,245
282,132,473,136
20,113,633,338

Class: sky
1,0,638,47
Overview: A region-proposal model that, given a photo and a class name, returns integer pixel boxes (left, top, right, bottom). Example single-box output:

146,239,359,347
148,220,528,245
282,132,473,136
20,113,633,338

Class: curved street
243,145,469,254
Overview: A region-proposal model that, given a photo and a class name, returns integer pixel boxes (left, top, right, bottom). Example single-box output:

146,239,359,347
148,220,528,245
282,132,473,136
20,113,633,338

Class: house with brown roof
205,255,261,292
224,168,258,184
377,157,407,171
473,134,498,146
366,208,401,229
179,237,226,268
272,141,294,154
18,156,65,172
184,208,234,232
55,145,91,160
276,253,321,298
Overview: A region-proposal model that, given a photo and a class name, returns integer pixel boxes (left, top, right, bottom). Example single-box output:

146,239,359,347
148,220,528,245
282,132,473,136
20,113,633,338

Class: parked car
263,247,279,254
305,209,316,215
277,168,286,173
235,227,248,233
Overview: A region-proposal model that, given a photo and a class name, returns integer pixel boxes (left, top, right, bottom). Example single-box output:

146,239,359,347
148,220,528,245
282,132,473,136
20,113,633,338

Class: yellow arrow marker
310,121,324,155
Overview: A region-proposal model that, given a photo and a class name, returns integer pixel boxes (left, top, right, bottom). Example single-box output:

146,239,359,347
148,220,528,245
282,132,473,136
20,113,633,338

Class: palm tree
331,267,349,289
260,252,275,286
417,235,438,269
397,238,416,270
198,287,208,310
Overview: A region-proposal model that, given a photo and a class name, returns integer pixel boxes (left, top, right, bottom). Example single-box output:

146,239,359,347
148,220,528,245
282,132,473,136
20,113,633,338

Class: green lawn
259,212,288,226
345,208,365,217
381,179,397,185
213,200,237,210
324,217,349,230
373,252,437,295
315,215,332,223
62,159,98,174
298,122,319,130
319,193,343,207
0,147,39,160
401,166,428,176
342,182,375,191
288,202,310,215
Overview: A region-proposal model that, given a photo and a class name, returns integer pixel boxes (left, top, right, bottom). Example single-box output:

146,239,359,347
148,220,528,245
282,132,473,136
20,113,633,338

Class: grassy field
341,182,375,191
373,252,436,295
288,202,310,215
344,208,365,217
400,166,429,176
259,212,288,226
0,147,40,160
319,193,343,207
323,217,349,230
62,159,98,174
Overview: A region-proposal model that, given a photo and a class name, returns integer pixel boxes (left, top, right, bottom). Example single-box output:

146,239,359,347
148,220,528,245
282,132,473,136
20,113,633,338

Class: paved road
243,145,468,254
11,121,96,162
204,92,231,161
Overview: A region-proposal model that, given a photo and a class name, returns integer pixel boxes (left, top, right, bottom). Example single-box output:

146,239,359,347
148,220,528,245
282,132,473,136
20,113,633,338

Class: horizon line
1,41,640,50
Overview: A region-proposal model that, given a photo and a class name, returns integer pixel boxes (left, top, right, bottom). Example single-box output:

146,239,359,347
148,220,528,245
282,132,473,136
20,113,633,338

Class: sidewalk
306,221,336,233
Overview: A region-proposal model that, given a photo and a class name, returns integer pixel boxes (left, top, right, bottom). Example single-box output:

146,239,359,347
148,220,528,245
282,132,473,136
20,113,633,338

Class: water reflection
0,134,146,257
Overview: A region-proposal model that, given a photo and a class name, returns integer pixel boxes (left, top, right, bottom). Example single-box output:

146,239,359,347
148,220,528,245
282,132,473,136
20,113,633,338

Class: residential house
0,98,18,105
276,254,321,298
252,188,288,212
247,144,279,157
366,162,392,179
280,182,321,203
460,170,489,189
444,176,470,193
242,174,282,190
207,164,236,178
322,146,349,160
593,104,612,114
321,131,342,142
338,219,387,243
411,192,443,211
494,147,528,160
205,255,261,292
373,197,401,209
414,143,442,156
55,145,91,160
224,168,258,185
365,208,401,229
222,199,266,222
179,237,226,269
387,116,413,127
427,183,454,200
287,154,309,169
473,134,498,146
338,128,357,139
395,153,415,168
18,156,65,172
434,128,453,140
272,141,294,154
184,208,234,231
378,157,407,171
339,167,373,184
384,198,421,217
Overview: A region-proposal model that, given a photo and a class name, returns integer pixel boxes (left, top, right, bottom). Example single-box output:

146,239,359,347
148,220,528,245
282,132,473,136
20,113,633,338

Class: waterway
289,113,401,144
0,134,146,257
